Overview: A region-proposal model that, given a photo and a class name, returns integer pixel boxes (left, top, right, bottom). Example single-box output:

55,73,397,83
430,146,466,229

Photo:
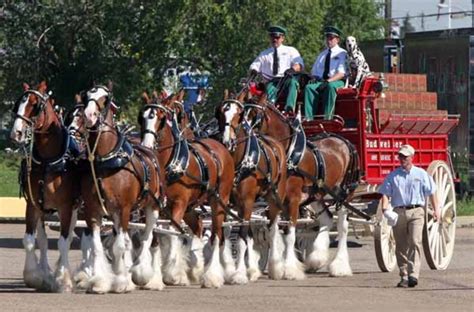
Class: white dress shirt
311,44,347,79
250,44,304,80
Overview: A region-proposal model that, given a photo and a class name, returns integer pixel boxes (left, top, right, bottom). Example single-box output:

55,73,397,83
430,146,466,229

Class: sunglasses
270,34,283,39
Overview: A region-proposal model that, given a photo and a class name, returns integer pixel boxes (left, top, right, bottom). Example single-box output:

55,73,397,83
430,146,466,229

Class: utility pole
385,0,392,37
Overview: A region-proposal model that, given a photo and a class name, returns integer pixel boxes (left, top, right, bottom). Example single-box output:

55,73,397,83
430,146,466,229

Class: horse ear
74,94,82,104
177,89,185,102
23,82,30,91
223,89,229,100
38,81,48,93
152,90,159,101
142,92,150,104
107,80,113,92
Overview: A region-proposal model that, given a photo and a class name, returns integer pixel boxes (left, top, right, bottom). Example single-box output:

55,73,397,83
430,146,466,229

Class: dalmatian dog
345,35,372,88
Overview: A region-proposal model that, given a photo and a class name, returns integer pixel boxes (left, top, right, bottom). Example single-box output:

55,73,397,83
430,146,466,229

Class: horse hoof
201,272,224,289
230,272,248,285
141,276,165,291
328,258,352,277
283,265,306,280
305,252,329,272
131,265,154,287
73,271,91,289
23,271,44,290
247,268,261,282
267,261,284,280
86,277,111,294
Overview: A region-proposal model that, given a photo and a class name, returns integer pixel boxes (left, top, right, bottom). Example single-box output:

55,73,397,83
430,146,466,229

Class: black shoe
397,278,408,288
408,276,418,288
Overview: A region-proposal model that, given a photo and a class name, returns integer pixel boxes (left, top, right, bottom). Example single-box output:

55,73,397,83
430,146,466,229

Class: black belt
396,205,423,210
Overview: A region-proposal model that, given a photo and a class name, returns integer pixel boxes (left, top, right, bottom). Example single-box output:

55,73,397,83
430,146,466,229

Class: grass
457,197,474,216
0,152,21,197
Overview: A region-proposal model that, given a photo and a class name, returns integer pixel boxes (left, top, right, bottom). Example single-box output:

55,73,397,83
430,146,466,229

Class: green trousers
304,80,344,120
266,76,299,112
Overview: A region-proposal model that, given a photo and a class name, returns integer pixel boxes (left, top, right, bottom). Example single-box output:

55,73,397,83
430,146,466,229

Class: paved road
0,224,472,312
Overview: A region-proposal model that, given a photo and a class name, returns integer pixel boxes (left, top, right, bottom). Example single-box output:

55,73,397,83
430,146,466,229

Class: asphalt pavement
0,223,473,312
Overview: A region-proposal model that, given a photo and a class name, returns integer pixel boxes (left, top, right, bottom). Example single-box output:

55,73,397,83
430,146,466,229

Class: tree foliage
0,0,385,121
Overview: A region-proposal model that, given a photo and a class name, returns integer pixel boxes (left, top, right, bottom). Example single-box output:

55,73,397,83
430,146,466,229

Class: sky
391,0,472,31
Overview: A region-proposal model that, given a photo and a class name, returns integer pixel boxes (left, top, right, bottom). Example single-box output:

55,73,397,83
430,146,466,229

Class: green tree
0,0,385,123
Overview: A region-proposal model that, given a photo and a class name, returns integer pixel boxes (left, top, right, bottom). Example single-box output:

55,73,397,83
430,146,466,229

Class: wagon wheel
374,200,397,272
423,160,456,270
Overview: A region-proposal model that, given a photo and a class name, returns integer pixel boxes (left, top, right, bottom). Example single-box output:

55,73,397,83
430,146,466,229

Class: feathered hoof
86,276,112,294
163,271,190,286
267,260,284,280
230,271,248,285
328,258,353,277
23,270,45,290
188,266,204,284
201,272,224,289
110,275,130,293
131,264,154,287
54,270,73,293
247,268,262,282
305,252,329,272
283,264,306,280
73,270,91,289
141,275,165,291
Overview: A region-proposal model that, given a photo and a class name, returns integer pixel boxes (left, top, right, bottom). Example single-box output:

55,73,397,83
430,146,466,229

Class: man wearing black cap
304,26,347,120
250,25,304,113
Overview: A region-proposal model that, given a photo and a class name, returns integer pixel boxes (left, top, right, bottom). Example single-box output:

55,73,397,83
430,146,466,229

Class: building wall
362,28,473,192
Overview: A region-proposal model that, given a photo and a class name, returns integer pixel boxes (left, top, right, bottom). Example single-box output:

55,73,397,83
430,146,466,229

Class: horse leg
131,207,157,287
87,223,113,294
328,207,353,277
183,210,205,283
201,198,225,288
267,213,284,280
110,211,134,293
231,200,251,285
220,221,236,285
54,206,77,292
141,232,164,290
162,201,189,286
305,201,333,271
22,204,45,290
282,185,305,280
74,227,93,288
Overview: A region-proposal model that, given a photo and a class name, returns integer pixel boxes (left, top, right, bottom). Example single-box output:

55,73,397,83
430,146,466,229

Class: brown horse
74,84,165,293
10,81,80,292
244,91,360,279
140,92,236,288
215,92,287,284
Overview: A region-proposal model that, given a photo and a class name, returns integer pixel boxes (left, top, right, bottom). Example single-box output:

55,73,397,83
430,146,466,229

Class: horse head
10,81,55,144
82,82,115,129
215,90,247,150
139,91,172,149
66,94,86,137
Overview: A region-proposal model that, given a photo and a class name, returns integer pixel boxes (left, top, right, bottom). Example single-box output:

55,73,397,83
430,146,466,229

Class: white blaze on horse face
222,103,239,146
10,95,29,143
142,107,158,148
84,88,108,127
68,107,82,134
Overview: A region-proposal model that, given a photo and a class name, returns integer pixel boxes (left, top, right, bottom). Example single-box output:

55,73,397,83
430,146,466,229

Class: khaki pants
393,207,425,279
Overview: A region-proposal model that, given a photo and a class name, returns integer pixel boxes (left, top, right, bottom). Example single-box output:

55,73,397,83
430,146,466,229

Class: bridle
140,103,172,148
12,89,51,132
82,85,115,130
